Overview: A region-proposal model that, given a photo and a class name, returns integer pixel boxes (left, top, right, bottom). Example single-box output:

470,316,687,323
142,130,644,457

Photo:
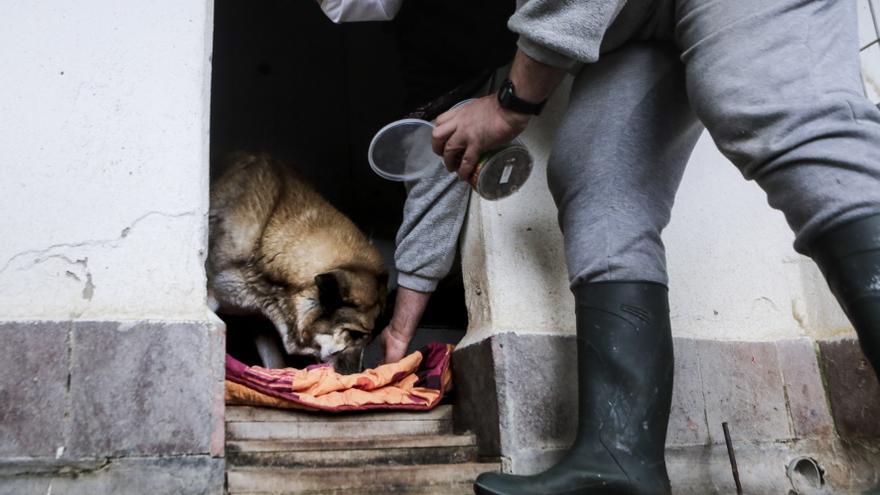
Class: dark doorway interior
209,0,469,369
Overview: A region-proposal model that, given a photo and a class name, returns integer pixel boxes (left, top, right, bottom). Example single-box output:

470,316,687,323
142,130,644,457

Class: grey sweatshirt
395,162,470,293
509,0,627,69
394,0,623,292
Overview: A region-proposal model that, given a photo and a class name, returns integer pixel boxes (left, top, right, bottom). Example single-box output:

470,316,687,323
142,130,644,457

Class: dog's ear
315,270,348,312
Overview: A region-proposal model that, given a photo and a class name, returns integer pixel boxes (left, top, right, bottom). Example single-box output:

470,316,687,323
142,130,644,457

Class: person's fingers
432,121,456,156
443,137,467,173
384,347,404,365
434,106,460,126
458,145,481,182
379,327,409,364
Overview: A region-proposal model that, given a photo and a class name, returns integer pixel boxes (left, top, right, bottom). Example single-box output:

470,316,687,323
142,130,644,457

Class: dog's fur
207,152,387,372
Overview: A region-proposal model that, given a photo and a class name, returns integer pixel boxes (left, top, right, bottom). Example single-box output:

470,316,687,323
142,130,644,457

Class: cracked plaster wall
460,76,852,347
0,1,214,321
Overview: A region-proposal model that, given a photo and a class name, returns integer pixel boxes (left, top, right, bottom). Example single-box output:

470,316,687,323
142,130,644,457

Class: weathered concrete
225,404,496,495
227,463,500,494
668,337,710,447
668,437,880,494
451,338,501,457
0,0,221,490
492,333,578,474
226,405,454,441
818,337,880,439
0,455,224,495
0,318,225,495
0,321,71,458
453,333,579,473
68,320,225,457
453,332,880,492
227,434,478,468
0,0,214,322
776,338,835,439
699,339,791,444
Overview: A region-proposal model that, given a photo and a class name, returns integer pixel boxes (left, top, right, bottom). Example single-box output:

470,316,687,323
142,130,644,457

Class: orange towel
225,343,453,412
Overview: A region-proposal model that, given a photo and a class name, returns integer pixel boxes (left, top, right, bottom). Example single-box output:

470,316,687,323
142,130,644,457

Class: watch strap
497,78,546,116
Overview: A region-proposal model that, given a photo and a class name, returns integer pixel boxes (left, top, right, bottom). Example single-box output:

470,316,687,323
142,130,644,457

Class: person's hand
378,323,413,364
431,94,530,182
377,286,431,364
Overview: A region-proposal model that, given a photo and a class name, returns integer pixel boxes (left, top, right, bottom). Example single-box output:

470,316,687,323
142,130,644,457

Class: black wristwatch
497,78,547,116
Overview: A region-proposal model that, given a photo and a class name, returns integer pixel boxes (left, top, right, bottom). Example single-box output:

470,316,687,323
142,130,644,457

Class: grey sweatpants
550,0,880,287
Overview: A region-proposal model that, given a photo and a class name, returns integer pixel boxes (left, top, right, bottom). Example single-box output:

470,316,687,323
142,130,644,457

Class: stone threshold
453,332,880,493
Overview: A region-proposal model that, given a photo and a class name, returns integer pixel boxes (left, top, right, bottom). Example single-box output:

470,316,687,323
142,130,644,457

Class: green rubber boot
474,282,674,495
810,214,880,376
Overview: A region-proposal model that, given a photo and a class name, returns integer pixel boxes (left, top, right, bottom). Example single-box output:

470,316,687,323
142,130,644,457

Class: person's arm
379,286,431,363
431,49,568,179
508,0,627,68
378,158,471,363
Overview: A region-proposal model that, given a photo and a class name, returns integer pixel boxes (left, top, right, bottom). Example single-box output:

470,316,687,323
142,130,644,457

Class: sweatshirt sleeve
508,0,628,69
394,163,471,293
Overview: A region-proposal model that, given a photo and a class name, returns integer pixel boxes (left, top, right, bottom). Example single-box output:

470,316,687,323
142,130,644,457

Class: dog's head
286,268,387,373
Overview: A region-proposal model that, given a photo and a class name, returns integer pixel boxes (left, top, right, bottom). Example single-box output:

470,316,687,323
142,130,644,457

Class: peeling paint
0,209,205,320
81,272,95,300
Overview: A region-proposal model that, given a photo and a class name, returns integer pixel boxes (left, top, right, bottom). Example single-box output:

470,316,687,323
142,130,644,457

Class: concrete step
226,462,501,495
225,405,454,441
227,434,478,468
229,486,474,495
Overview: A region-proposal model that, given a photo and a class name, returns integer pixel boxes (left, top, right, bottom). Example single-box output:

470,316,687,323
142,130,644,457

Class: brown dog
207,152,387,372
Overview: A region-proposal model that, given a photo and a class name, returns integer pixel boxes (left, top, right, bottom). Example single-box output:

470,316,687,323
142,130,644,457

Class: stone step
226,462,500,495
225,405,454,441
229,486,474,495
227,434,478,468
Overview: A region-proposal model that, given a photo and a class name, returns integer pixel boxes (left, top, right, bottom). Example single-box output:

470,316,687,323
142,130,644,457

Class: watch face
499,80,514,106
498,78,542,115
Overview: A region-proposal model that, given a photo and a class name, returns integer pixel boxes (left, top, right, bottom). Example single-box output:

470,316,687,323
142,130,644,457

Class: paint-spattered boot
474,282,674,495
811,214,880,377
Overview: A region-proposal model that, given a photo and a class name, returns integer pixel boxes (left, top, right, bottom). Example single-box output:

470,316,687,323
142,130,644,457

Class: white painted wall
0,1,869,334
664,135,849,341
859,0,880,103
460,73,855,347
460,80,574,347
0,1,214,321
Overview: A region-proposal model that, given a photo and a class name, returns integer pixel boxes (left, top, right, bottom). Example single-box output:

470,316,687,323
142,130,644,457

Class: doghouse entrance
209,0,468,371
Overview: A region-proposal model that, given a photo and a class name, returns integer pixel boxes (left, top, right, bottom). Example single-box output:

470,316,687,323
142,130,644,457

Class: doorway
209,0,469,369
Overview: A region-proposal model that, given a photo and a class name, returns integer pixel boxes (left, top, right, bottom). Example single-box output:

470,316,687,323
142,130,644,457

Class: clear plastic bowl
368,118,438,182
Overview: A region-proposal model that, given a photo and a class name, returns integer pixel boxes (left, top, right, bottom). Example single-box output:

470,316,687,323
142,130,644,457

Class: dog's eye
264,275,291,290
344,329,367,340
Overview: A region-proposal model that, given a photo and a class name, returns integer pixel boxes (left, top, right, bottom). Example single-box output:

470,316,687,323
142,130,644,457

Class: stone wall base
0,318,226,495
453,332,880,493
0,455,224,495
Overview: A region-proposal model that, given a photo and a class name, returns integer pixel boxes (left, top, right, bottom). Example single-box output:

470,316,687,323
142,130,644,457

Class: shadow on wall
210,0,407,240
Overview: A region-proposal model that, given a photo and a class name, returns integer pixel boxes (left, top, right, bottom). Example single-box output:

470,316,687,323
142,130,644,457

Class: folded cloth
225,343,454,412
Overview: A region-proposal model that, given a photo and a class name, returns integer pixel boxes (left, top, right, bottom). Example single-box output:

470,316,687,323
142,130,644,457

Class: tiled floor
859,0,880,103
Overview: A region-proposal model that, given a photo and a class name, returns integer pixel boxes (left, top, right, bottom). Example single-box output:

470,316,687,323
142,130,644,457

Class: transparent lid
368,118,439,181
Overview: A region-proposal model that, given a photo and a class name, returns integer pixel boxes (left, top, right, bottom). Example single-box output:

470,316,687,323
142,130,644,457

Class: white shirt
317,0,404,23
